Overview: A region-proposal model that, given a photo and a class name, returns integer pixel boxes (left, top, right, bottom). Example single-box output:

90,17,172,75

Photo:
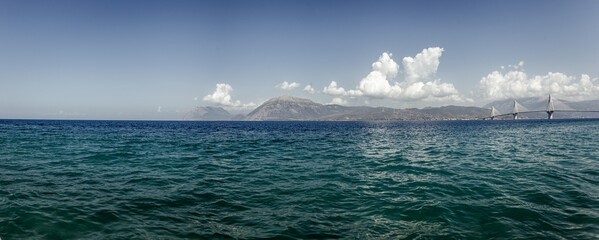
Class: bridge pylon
490,106,498,120
546,94,555,119
512,100,519,120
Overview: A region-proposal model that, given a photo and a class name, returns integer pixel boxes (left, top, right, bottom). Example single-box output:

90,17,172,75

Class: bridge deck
482,110,599,120
483,96,599,120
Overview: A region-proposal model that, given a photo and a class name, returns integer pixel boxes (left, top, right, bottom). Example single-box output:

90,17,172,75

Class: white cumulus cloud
328,97,347,105
402,47,444,83
355,52,402,98
372,52,399,79
322,48,466,102
401,80,464,102
276,81,300,90
304,84,316,94
203,83,256,108
478,66,599,101
323,81,347,96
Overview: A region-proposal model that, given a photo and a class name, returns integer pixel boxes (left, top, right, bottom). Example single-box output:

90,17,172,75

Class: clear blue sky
1,0,598,119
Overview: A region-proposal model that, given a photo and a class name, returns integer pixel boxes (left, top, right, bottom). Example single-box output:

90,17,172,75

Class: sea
0,119,598,239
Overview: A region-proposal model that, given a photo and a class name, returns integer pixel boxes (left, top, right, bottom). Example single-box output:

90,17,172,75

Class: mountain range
184,95,489,121
183,95,599,121
182,106,244,121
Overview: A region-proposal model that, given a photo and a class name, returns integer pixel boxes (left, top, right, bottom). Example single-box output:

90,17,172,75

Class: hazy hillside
244,95,489,121
185,96,599,121
244,95,337,120
182,106,235,120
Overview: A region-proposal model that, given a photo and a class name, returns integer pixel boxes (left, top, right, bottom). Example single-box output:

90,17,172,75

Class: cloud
322,48,466,102
401,80,465,102
506,61,525,70
304,84,316,94
372,52,399,79
323,81,347,96
478,66,599,101
194,97,198,101
354,52,402,98
203,83,256,108
328,97,347,105
402,47,444,83
157,106,162,113
276,81,300,90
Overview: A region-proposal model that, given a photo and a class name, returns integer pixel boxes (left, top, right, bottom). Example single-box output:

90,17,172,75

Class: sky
1,0,598,119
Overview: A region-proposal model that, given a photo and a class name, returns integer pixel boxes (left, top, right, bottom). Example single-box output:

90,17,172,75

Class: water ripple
0,119,598,239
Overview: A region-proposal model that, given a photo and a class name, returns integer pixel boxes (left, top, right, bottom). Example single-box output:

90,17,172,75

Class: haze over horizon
1,0,599,120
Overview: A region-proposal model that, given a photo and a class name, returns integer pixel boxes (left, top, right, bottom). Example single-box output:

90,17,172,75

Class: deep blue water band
0,119,598,239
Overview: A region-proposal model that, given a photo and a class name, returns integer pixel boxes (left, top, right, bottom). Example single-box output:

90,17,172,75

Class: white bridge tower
546,94,555,119
512,100,519,120
490,107,498,120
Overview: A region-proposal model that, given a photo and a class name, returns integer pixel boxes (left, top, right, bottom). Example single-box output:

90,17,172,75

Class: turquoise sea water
0,119,598,239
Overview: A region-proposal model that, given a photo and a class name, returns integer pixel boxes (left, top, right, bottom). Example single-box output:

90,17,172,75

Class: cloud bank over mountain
303,84,316,94
322,48,467,102
478,63,599,101
323,81,349,96
201,48,598,111
276,81,301,90
328,97,347,105
203,83,256,108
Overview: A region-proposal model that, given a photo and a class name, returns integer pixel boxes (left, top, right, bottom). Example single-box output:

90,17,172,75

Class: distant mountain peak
183,106,234,120
266,95,315,104
245,95,324,121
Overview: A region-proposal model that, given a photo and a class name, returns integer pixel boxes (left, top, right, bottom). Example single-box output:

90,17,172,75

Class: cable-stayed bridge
482,95,599,120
